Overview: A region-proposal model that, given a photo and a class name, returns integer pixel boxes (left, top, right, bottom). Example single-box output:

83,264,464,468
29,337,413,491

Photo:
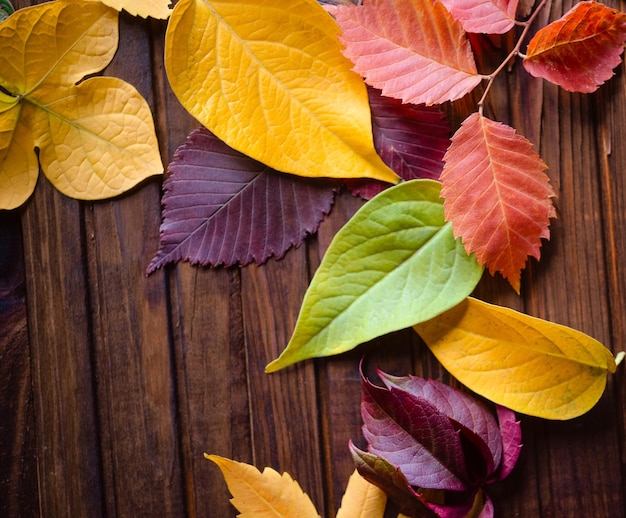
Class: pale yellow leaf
336,470,387,518
165,0,399,184
205,454,321,518
87,0,172,19
414,297,617,420
33,77,163,199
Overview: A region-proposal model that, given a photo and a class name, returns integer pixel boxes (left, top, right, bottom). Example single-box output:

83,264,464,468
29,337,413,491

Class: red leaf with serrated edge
439,0,518,34
147,128,336,272
523,1,626,93
440,113,556,293
347,87,451,199
334,0,483,105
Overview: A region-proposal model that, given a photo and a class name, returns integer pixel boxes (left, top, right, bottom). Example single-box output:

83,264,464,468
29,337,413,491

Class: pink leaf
439,0,518,34
147,128,336,272
334,0,483,105
523,1,626,93
440,112,556,293
347,88,451,199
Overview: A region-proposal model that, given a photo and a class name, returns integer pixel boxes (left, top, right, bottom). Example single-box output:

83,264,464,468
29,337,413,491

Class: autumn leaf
438,0,518,34
265,180,483,372
147,128,336,272
88,0,172,19
523,1,626,93
0,0,162,209
334,0,483,105
440,112,555,293
346,87,451,200
414,297,617,419
205,454,320,517
336,470,387,518
165,0,398,185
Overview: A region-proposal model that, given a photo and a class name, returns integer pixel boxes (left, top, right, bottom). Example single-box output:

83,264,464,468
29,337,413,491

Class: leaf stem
477,0,549,113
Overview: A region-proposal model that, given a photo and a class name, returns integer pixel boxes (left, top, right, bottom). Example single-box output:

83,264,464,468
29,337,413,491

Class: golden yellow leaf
205,454,321,518
165,0,399,184
87,0,172,19
0,0,163,209
414,297,616,420
337,470,387,518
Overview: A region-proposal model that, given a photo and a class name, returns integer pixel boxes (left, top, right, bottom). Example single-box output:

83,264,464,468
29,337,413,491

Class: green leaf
0,0,13,22
266,179,483,372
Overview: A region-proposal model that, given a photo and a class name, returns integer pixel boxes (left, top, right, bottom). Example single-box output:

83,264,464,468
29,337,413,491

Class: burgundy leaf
147,128,336,272
347,88,451,199
378,371,502,479
491,405,522,481
361,374,469,490
428,488,493,518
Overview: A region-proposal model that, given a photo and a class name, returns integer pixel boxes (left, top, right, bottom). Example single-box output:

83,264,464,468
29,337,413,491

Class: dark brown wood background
1,0,625,516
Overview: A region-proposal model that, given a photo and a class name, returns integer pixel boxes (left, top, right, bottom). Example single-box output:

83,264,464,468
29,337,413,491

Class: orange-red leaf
523,1,626,93
334,0,482,105
440,113,556,292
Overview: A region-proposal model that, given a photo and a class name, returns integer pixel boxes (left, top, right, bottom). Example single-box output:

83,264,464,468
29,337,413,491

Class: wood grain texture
2,0,625,516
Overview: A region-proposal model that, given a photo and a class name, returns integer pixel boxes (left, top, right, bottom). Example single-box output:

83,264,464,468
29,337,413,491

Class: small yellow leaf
165,0,399,184
337,470,387,518
205,454,321,518
414,297,616,420
87,0,172,19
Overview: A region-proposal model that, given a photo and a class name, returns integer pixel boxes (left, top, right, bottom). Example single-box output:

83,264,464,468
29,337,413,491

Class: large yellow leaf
205,454,321,518
165,0,399,184
0,0,163,209
336,470,387,518
414,297,617,420
88,0,172,19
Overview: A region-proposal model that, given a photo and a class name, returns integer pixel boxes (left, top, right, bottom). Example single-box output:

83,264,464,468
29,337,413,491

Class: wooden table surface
1,1,625,516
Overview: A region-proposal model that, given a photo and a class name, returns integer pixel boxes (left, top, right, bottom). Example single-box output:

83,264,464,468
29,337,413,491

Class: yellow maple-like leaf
165,0,399,184
87,0,172,19
414,297,617,420
336,470,387,518
205,454,321,518
0,0,163,209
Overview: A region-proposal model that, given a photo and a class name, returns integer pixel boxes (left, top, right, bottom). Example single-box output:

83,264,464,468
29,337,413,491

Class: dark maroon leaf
361,373,469,490
346,87,451,199
490,406,522,482
147,128,337,272
349,441,437,518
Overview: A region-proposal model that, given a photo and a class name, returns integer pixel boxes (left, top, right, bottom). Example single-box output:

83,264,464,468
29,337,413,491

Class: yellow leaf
414,297,616,420
165,0,399,184
336,470,387,518
205,454,321,518
0,0,163,209
87,0,172,19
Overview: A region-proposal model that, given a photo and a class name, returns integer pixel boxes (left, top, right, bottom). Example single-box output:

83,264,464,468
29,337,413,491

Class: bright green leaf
266,179,483,372
0,0,13,21
414,297,617,420
164,0,399,184
205,454,321,518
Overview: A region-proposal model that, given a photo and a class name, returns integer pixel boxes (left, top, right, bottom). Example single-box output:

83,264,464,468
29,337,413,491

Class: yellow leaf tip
614,351,624,368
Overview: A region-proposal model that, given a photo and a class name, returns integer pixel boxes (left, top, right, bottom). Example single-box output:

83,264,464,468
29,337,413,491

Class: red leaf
438,0,518,34
334,0,483,105
147,128,336,272
523,1,626,93
347,87,451,199
440,112,555,292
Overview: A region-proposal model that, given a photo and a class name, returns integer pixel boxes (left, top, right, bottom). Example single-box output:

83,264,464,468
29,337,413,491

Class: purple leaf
490,405,522,482
346,87,451,199
147,128,336,272
378,372,503,480
361,374,468,490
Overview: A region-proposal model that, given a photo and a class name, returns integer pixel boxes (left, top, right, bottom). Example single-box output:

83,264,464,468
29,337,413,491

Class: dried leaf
165,0,398,184
265,180,483,372
438,0,518,34
336,470,387,518
88,0,172,19
414,297,617,419
205,454,321,518
440,112,555,293
523,1,626,92
334,0,483,105
0,0,162,209
147,128,336,272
